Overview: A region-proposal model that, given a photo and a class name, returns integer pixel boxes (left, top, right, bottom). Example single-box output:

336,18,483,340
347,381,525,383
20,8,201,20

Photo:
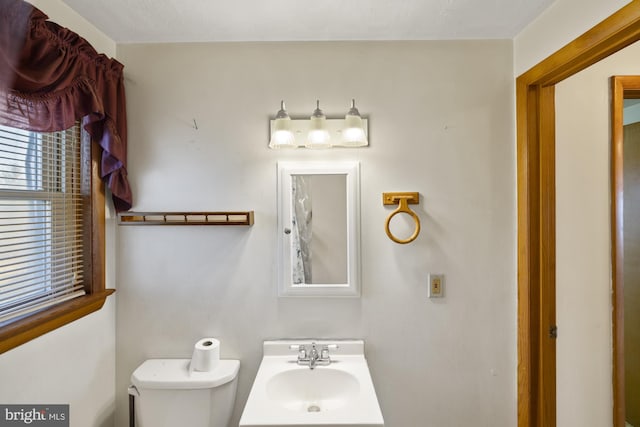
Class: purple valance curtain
0,0,132,211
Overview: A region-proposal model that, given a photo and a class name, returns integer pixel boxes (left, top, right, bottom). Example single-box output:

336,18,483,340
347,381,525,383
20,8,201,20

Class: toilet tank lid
131,359,240,390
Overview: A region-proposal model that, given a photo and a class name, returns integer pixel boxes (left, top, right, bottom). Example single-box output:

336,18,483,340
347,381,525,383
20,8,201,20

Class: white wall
514,0,631,76
0,298,116,427
115,40,516,427
0,2,117,427
555,39,640,427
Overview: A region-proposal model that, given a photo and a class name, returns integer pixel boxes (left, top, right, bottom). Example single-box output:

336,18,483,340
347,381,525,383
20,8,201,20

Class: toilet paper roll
190,338,220,372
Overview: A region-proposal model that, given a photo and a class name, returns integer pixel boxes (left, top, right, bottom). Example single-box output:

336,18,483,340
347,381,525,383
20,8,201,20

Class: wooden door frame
610,75,640,427
517,3,640,427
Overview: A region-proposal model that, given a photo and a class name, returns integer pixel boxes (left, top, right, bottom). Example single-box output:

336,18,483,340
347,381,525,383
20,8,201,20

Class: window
0,1,126,352
0,122,110,353
0,123,86,324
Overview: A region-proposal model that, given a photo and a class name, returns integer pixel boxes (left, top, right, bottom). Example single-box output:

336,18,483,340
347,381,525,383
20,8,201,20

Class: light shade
269,101,296,149
341,99,368,147
305,100,332,149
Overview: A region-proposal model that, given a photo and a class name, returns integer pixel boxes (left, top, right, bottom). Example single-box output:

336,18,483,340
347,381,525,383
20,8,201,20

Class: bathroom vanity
239,340,383,427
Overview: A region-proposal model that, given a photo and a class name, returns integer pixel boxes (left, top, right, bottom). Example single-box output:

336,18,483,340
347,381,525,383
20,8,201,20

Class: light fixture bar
268,100,369,149
268,118,368,148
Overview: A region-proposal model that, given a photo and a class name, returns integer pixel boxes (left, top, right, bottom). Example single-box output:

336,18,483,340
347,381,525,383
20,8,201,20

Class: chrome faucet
308,344,320,369
290,343,338,370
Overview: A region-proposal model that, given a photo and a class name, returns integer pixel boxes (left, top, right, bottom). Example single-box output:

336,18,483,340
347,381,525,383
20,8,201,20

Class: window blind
0,123,85,325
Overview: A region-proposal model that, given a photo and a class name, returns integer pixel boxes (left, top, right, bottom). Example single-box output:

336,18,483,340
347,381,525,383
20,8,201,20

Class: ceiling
60,0,556,43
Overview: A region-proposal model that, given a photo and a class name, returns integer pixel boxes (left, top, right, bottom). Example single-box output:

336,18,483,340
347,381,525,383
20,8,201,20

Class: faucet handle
320,344,339,359
289,344,307,359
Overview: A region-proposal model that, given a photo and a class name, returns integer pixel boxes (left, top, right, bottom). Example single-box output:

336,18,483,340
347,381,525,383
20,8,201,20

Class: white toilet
129,358,240,427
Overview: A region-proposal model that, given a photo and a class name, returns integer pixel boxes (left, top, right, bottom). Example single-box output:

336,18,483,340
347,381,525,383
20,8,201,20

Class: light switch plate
428,274,444,298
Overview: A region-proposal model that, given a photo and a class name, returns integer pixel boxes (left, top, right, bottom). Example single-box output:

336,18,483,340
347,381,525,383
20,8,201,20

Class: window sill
0,289,115,354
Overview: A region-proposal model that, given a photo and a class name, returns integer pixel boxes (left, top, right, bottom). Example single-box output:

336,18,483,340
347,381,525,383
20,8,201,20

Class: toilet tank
130,359,240,427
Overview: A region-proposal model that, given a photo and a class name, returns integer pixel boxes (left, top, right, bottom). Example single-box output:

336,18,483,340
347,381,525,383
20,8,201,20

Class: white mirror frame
277,161,361,297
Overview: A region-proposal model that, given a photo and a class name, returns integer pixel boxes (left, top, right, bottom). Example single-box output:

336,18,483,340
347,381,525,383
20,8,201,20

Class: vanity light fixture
268,99,369,149
341,99,368,147
306,100,332,149
268,101,296,149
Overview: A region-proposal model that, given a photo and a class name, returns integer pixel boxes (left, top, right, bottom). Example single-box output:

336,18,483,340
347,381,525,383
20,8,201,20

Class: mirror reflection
291,174,347,285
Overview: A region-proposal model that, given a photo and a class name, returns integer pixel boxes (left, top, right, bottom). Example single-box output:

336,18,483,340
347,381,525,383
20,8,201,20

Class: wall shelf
118,211,254,226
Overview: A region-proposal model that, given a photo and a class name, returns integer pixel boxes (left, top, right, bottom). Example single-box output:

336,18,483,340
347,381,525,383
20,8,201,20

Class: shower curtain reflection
292,175,312,284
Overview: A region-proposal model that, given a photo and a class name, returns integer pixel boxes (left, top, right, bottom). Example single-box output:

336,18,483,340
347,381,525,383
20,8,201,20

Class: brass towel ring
383,192,421,244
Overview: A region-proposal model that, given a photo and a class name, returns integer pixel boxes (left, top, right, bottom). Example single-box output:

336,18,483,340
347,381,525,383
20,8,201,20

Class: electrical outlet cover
428,273,444,298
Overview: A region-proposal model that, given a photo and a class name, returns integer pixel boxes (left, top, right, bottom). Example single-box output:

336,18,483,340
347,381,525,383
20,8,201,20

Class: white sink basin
267,368,360,412
239,340,384,427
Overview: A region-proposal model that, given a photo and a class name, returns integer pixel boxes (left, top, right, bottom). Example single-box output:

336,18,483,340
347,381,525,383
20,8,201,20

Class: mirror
277,161,360,296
